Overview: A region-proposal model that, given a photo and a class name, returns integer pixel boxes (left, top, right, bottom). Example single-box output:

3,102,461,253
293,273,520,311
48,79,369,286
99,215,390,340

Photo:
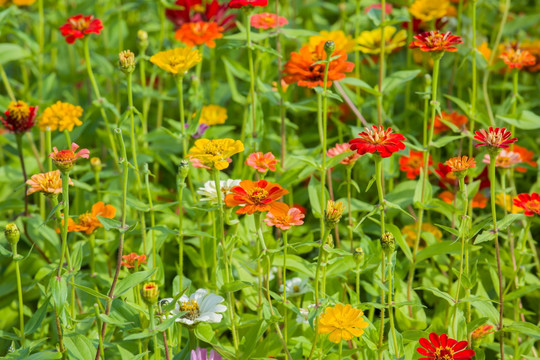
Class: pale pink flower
327,143,361,165
245,152,278,173
483,150,522,168
264,206,305,230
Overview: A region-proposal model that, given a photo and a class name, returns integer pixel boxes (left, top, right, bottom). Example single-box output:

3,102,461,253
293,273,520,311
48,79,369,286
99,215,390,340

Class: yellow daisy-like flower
150,47,202,76
356,27,407,55
12,0,37,5
26,170,73,196
199,105,227,126
409,0,449,22
402,223,442,249
495,194,524,214
187,138,244,170
318,304,369,343
39,101,83,132
308,30,356,54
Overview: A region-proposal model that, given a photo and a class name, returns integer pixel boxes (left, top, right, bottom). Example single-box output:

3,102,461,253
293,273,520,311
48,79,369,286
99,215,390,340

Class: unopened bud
324,200,345,226
353,247,364,265
5,223,20,247
141,282,159,305
119,50,136,74
380,232,395,255
324,41,335,58
137,30,149,50
90,157,102,173
178,160,190,181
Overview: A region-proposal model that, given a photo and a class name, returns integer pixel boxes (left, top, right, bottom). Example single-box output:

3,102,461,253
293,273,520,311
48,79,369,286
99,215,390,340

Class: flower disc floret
150,47,202,75
349,125,406,158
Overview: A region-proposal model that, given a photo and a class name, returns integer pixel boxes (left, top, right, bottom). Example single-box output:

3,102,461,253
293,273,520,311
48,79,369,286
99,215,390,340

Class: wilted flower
49,142,90,173
60,14,103,44
175,21,224,48
474,127,517,150
251,12,288,29
482,150,521,168
499,47,536,70
26,170,74,196
399,150,432,180
264,205,304,230
225,179,289,215
409,31,463,53
187,138,244,170
38,101,83,132
167,288,227,325
199,105,227,125
121,253,147,269
1,100,37,134
197,179,242,203
409,0,449,22
417,333,475,360
356,27,407,55
150,47,202,76
318,304,369,343
513,193,540,216
308,30,356,54
349,125,406,158
245,152,278,173
327,143,361,166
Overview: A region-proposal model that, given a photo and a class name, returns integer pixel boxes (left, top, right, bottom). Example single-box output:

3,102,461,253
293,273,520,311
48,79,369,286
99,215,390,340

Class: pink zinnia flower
245,152,278,173
49,142,90,173
482,150,521,168
264,205,305,230
250,13,288,30
327,143,361,166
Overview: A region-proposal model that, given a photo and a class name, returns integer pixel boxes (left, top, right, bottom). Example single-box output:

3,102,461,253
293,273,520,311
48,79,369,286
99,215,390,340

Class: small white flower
296,308,309,324
197,179,241,203
279,277,308,296
167,289,227,326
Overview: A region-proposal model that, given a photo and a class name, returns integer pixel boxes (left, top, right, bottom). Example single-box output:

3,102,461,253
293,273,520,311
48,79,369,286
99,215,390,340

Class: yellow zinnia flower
12,0,36,5
356,27,407,55
39,101,83,132
495,194,524,214
409,0,449,22
199,105,227,126
402,223,442,249
318,304,369,343
187,138,244,170
150,47,202,75
308,30,356,54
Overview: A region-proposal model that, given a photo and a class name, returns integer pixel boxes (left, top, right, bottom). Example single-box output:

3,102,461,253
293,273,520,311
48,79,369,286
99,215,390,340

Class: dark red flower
474,127,517,149
349,125,406,158
166,0,236,31
435,163,458,189
417,333,475,360
229,0,268,9
60,14,103,44
409,31,463,53
1,100,37,134
513,193,540,216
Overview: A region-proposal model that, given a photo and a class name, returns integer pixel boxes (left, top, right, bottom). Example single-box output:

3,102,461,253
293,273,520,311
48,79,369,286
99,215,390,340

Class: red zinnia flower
409,30,463,53
224,179,288,215
60,14,103,44
499,48,536,69
229,0,267,8
474,127,517,150
513,193,540,216
399,150,432,179
417,333,475,360
349,125,406,158
175,21,224,48
1,100,37,134
435,163,458,189
251,12,288,30
166,0,236,31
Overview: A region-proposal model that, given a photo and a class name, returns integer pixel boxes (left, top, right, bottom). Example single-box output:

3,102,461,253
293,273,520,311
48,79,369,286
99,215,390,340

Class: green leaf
64,333,96,360
71,282,110,300
25,299,50,335
114,269,157,297
416,241,462,263
0,43,31,64
498,111,540,130
506,321,540,339
325,151,354,169
381,70,421,93
99,314,133,327
415,286,455,305
340,77,380,96
97,216,130,233
221,280,253,293
431,135,466,148
0,243,12,257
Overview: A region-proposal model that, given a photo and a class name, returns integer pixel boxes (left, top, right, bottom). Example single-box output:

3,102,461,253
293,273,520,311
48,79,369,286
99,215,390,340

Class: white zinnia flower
279,277,308,296
296,304,316,324
197,179,242,203
164,289,227,326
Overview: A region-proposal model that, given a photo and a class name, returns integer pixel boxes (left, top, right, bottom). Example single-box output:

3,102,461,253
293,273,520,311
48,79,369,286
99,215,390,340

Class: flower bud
324,41,335,58
178,160,190,182
353,247,364,265
380,232,395,255
141,282,159,305
119,50,136,74
324,200,345,226
90,157,102,173
137,30,149,50
5,223,20,247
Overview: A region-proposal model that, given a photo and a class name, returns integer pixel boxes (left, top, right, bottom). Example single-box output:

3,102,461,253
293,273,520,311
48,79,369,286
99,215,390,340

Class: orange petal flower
439,191,487,208
121,253,147,269
446,155,476,173
432,111,468,134
60,201,117,234
399,150,432,179
26,170,74,196
245,152,278,173
174,21,223,48
225,179,289,215
499,48,536,69
409,30,463,53
49,142,90,173
264,205,304,230
513,144,537,172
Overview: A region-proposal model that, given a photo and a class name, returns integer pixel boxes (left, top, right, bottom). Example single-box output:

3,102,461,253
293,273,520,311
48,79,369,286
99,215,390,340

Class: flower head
119,50,136,73
482,150,521,168
325,200,345,226
228,0,268,9
279,277,308,296
49,142,90,173
318,304,369,343
142,282,159,305
500,47,536,70
474,127,517,150
402,223,442,249
190,348,222,360
513,144,537,172
472,324,495,341
175,21,224,48
433,111,468,134
327,143,361,166
308,30,356,54
38,101,83,132
1,100,37,134
349,125,406,158
251,12,288,30
521,40,540,72
264,205,304,230
513,193,540,216
150,47,202,76
187,138,244,170
64,201,116,234
417,332,475,360
435,163,458,189
409,31,463,53
166,0,236,31
166,288,227,325
199,105,227,125
356,27,407,55
409,0,449,22
60,14,103,44
283,41,355,88
225,179,289,215
121,253,147,269
399,150,432,179
245,152,278,173
26,170,74,196
197,179,242,203
446,155,476,178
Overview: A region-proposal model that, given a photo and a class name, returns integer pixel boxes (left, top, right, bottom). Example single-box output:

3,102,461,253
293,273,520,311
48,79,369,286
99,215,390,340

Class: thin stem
148,303,160,360
387,254,399,358
0,63,16,101
355,263,361,305
145,163,156,269
378,252,386,360
176,76,187,156
245,11,257,150
452,176,468,333
320,54,330,248
15,135,29,216
177,173,185,290
13,243,25,346
339,341,343,360
377,0,386,126
58,172,70,277
93,304,105,360
346,166,354,251
283,230,289,342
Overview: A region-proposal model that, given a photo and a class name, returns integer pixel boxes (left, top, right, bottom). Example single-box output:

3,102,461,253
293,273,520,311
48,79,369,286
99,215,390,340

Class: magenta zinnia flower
190,347,222,360
417,333,475,360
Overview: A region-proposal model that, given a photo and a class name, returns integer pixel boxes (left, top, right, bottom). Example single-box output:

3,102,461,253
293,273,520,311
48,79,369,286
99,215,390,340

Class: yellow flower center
434,346,455,360
293,285,300,292
250,188,269,203
8,101,30,123
192,4,205,12
69,17,91,31
203,141,225,156
78,212,94,227
180,299,200,321
526,200,540,211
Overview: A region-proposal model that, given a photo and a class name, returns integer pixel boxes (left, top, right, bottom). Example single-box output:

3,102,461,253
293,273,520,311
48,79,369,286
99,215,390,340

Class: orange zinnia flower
61,201,117,234
499,47,536,70
245,152,278,173
446,155,476,173
433,111,468,134
225,179,289,215
26,170,74,196
175,21,224,48
283,41,354,88
513,144,537,173
399,150,432,179
121,253,147,269
251,12,288,30
264,205,304,230
439,191,487,208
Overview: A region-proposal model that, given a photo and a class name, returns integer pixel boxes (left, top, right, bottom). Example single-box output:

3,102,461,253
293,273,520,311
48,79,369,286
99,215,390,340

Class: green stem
452,176,468,333
177,174,185,291
320,53,330,243
378,252,386,360
388,254,399,358
58,172,70,277
0,63,16,101
355,263,361,305
13,244,25,346
245,11,257,151
89,234,96,276
347,166,354,251
15,135,29,216
176,76,187,156
94,304,105,360
377,0,386,126
149,303,160,360
145,163,155,268
339,341,343,360
283,230,289,342
37,0,44,101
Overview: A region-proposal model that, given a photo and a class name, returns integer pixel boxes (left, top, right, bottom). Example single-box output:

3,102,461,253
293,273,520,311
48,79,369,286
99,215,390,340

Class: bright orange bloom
245,152,278,173
499,47,536,69
433,111,468,134
439,191,488,208
513,144,537,173
250,12,288,30
409,30,463,53
121,253,147,269
446,156,476,173
62,202,117,234
283,41,354,88
225,179,289,215
399,150,432,179
264,205,304,230
26,170,74,196
472,325,494,341
175,21,223,48
521,40,540,72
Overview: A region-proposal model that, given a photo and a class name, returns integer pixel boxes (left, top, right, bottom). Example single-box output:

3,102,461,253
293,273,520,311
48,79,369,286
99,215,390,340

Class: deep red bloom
513,193,540,216
417,333,475,360
229,0,267,8
435,163,458,189
474,127,517,149
409,31,463,53
165,0,236,31
399,150,432,179
60,14,103,44
1,100,37,134
349,125,406,158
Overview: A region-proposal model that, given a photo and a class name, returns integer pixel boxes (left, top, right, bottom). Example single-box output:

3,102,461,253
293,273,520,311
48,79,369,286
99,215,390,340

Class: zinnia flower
49,142,90,173
26,170,73,196
432,111,468,134
472,324,495,340
402,223,442,249
440,190,488,208
121,253,147,269
435,163,458,189
64,201,116,234
499,47,536,69
399,150,432,179
224,179,289,215
60,14,103,44
197,179,242,203
446,156,476,175
521,40,540,72
175,21,224,48
365,3,392,14
150,47,202,75
199,105,227,125
318,304,369,343
165,288,227,325
409,0,449,22
283,41,355,88
327,143,361,166
474,127,517,150
308,30,356,54
349,125,406,158
482,150,521,168
513,144,537,173
251,12,288,30
495,194,523,214
409,30,463,53
228,0,268,9
513,193,540,216
245,152,278,173
38,101,83,132
187,138,244,170
264,205,304,230
1,100,37,134
356,27,407,55
417,333,475,360
166,0,236,31
190,348,222,360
